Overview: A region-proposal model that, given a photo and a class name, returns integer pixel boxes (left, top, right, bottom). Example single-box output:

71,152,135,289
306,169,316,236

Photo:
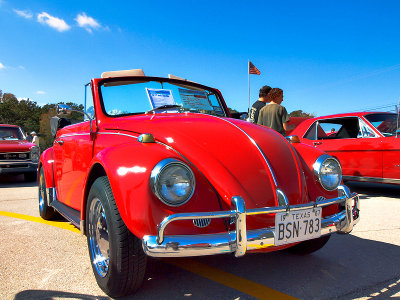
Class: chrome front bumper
142,185,360,258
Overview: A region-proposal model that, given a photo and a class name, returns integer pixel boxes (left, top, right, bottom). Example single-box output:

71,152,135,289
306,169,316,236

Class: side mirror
230,112,249,120
57,104,73,115
239,113,248,121
55,104,93,134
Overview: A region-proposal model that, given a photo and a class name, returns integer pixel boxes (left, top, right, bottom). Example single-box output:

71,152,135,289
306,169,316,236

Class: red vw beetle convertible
291,111,400,185
38,70,360,297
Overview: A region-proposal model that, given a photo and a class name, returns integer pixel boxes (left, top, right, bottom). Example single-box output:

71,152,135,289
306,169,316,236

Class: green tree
289,110,315,118
0,93,42,134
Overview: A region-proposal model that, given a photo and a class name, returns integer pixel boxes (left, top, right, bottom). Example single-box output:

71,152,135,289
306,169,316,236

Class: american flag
249,61,261,75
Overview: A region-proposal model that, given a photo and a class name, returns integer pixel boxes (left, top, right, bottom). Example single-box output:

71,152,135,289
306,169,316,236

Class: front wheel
38,168,57,220
286,235,331,255
86,176,147,298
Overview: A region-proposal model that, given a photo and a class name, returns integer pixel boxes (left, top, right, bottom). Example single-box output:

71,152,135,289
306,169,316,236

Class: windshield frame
97,76,229,118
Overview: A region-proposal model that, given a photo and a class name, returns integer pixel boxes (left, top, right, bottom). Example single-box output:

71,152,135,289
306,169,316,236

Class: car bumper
0,161,38,174
142,185,360,258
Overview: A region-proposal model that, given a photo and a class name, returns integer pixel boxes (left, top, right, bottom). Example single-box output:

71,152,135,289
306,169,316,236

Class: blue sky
0,0,399,116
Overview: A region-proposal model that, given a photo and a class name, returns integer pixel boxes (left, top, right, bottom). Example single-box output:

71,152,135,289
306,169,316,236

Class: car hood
107,114,307,210
0,140,35,153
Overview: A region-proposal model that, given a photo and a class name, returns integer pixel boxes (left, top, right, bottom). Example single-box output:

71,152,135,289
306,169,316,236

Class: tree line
1,89,314,151
0,90,83,150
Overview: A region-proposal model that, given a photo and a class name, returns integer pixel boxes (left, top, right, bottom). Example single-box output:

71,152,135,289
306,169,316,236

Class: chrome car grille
0,152,30,161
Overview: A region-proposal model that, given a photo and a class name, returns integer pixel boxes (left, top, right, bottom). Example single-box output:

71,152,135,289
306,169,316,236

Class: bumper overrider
142,185,360,258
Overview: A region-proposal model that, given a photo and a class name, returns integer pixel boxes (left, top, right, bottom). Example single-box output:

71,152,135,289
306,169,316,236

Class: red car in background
292,111,400,184
0,124,39,181
38,70,360,297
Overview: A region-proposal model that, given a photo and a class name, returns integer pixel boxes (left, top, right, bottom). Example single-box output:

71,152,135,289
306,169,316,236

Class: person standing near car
257,88,294,136
249,85,272,124
31,131,40,147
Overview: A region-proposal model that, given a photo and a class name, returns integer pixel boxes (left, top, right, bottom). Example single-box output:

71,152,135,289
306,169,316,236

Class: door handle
313,141,322,146
56,140,64,146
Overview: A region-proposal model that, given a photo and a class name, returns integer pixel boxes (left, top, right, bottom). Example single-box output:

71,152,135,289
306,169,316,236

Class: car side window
358,119,377,138
305,117,360,140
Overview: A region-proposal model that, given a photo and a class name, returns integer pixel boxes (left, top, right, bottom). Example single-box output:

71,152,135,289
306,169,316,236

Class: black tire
86,176,147,298
286,235,331,255
38,168,57,220
25,172,37,182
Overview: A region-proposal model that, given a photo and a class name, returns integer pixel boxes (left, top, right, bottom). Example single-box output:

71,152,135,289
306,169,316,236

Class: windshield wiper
145,104,182,114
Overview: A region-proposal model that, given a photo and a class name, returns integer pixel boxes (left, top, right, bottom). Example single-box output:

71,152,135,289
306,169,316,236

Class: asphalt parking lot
0,174,399,300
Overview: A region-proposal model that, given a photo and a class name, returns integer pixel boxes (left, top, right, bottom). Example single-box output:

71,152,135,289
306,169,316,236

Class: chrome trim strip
0,151,30,154
0,161,36,164
58,133,91,138
217,118,278,188
276,189,289,207
97,132,138,139
343,175,400,185
147,185,359,257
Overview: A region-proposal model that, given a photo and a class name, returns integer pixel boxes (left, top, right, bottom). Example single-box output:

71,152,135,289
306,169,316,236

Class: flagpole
248,59,250,113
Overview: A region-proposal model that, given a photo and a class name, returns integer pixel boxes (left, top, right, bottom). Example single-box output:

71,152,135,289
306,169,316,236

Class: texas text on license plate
274,207,322,246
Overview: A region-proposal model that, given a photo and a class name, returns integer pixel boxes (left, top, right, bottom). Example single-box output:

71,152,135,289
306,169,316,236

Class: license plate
274,208,321,246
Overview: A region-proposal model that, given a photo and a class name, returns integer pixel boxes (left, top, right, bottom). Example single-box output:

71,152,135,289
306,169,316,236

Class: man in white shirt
31,131,40,147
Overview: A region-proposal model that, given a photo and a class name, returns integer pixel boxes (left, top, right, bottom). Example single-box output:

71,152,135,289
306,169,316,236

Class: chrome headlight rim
313,154,342,191
150,158,195,207
30,146,40,163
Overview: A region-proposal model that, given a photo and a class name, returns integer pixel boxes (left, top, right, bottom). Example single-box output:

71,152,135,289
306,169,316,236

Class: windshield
100,79,226,117
364,113,399,137
0,126,25,140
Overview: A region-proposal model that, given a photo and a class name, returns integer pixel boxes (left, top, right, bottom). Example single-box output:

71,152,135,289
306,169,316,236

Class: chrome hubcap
39,173,45,212
88,197,109,277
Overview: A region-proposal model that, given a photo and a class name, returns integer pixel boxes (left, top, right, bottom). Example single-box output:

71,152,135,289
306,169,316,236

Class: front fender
39,147,55,188
86,142,225,239
292,142,340,216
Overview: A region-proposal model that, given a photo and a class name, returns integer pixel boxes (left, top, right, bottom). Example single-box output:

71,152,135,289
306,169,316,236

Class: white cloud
36,90,46,95
0,62,5,69
75,12,101,33
14,9,33,19
18,65,25,70
37,12,70,32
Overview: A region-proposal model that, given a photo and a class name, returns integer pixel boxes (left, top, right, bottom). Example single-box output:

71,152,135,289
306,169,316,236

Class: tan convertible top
101,69,146,78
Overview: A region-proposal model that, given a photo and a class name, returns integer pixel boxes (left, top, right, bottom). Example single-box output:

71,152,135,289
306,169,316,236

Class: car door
301,117,383,179
53,121,94,211
381,137,400,182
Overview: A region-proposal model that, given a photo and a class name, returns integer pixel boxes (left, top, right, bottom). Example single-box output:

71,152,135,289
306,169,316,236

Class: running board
47,193,81,229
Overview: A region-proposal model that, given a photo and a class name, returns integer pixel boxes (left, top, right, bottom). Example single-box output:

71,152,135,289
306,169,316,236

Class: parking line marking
0,211,80,233
1,210,297,299
168,258,297,300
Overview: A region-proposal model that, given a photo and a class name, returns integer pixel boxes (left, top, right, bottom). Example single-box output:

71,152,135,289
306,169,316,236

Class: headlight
30,146,40,163
150,158,195,206
313,154,342,191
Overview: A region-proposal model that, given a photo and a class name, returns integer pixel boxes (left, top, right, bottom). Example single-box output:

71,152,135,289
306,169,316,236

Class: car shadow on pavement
14,290,109,300
346,181,400,199
0,174,37,188
137,233,400,300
